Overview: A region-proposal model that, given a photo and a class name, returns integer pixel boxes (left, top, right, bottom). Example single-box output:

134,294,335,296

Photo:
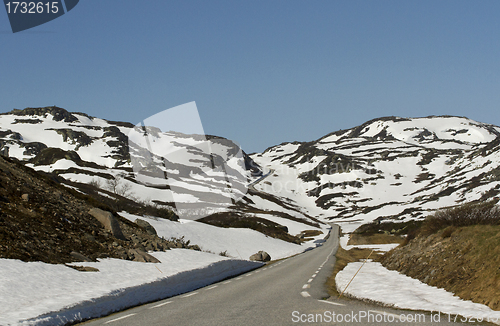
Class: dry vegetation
382,200,500,310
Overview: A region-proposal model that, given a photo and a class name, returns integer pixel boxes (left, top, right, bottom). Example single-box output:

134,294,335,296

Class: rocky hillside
381,201,500,310
251,116,500,223
0,106,323,242
0,154,199,265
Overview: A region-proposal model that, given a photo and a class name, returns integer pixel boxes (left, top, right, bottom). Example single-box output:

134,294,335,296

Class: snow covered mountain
2,107,500,231
251,116,500,224
0,106,323,238
4,107,500,325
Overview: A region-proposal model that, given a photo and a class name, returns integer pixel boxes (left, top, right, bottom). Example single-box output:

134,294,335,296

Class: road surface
82,225,467,326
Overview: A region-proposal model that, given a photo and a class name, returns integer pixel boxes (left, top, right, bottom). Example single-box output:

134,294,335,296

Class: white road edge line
301,291,311,298
182,292,198,298
206,285,218,290
104,314,136,324
318,300,345,307
150,301,172,309
223,280,231,284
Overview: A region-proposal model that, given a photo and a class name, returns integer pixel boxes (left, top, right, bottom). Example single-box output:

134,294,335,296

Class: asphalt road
82,225,468,326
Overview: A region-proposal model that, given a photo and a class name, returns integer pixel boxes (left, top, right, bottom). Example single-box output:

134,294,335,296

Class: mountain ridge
2,106,500,229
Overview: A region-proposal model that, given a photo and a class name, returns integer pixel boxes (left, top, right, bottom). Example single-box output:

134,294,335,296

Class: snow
0,250,262,326
118,213,315,260
336,262,500,325
357,117,496,146
339,234,400,252
3,112,500,324
335,220,500,324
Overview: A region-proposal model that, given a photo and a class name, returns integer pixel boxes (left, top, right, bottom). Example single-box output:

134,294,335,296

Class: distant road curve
247,168,274,191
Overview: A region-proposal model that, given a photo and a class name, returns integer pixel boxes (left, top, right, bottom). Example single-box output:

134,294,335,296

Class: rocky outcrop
88,208,126,241
127,249,160,263
31,147,82,166
8,106,79,122
47,128,93,149
135,219,157,236
70,251,94,262
0,154,202,265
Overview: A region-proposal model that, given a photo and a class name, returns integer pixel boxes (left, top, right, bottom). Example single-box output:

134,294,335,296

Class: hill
381,201,500,310
251,115,500,224
0,154,196,265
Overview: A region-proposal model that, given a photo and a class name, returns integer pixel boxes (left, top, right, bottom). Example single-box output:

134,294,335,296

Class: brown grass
348,233,405,246
418,200,500,237
382,224,500,310
302,230,323,237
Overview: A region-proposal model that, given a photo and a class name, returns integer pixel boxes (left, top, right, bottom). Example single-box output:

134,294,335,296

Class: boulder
135,218,157,236
70,251,93,262
88,208,126,240
127,249,161,263
276,225,288,233
249,251,271,262
69,265,99,272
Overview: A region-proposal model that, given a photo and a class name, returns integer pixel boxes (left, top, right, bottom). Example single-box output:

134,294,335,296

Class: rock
88,208,126,240
115,249,129,260
69,265,99,272
21,193,29,201
70,251,94,262
249,251,271,262
276,225,288,233
83,233,96,242
135,218,157,236
127,249,160,263
152,241,163,251
189,244,201,251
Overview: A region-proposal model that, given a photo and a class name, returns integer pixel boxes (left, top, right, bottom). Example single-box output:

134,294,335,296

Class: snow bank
336,261,500,324
0,250,262,326
119,213,315,260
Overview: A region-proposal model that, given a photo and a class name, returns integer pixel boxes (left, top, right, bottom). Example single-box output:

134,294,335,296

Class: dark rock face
47,128,93,149
8,106,79,123
135,219,157,236
20,142,47,156
31,147,82,166
88,208,127,241
70,251,94,262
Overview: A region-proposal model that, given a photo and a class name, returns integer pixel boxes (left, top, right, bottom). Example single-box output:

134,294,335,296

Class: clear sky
1,1,500,153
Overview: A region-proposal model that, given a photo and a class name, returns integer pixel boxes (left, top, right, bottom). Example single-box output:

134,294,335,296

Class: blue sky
1,1,500,153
